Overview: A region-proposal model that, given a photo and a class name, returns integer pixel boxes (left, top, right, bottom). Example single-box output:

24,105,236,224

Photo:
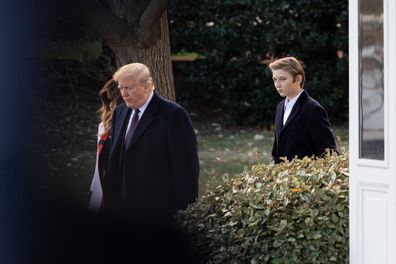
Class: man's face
272,69,302,100
118,77,151,109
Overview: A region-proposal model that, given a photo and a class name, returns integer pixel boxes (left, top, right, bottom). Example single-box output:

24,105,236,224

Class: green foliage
176,153,349,263
170,0,348,125
172,52,206,61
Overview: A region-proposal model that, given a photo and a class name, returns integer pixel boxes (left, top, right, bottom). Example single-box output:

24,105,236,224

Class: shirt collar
285,89,304,109
136,90,154,116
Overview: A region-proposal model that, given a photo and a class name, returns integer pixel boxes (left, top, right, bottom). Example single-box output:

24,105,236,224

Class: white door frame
349,0,396,263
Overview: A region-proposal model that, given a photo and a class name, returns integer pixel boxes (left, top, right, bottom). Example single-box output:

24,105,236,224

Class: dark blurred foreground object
31,197,198,264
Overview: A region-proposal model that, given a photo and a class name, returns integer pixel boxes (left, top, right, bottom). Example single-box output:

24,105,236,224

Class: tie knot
133,109,140,119
132,109,140,124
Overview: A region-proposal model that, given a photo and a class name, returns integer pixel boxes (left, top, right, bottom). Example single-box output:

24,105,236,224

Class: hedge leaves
176,153,349,263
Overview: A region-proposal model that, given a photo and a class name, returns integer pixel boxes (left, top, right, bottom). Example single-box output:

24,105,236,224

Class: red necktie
124,109,140,148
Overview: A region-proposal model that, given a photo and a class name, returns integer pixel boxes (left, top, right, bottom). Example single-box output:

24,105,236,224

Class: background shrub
176,153,349,263
169,0,348,126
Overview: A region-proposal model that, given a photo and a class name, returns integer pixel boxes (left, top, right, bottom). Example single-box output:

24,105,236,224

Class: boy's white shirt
283,90,304,125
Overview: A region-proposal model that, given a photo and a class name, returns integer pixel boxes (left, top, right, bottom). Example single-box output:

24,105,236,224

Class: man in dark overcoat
105,63,199,225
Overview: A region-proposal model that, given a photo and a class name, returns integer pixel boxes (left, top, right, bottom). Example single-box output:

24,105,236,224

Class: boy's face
272,69,302,100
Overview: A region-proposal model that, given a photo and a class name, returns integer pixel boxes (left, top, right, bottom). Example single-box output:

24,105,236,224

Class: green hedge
169,0,348,126
176,153,349,263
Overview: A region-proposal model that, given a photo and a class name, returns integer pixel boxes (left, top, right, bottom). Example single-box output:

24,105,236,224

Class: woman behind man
88,79,123,212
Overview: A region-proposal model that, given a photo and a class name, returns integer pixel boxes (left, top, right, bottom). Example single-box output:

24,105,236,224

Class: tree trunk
68,0,175,101
113,11,175,101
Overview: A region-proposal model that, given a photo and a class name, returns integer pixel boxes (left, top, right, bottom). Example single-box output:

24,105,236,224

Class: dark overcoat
272,90,337,163
105,92,199,223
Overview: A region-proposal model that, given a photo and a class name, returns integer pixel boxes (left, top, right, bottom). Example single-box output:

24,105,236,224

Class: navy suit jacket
272,90,337,163
105,92,199,223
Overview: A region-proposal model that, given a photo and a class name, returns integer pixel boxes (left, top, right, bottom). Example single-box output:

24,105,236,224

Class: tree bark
69,0,175,101
113,11,175,101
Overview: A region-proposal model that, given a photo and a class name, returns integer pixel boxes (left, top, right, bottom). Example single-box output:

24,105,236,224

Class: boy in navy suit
269,57,337,163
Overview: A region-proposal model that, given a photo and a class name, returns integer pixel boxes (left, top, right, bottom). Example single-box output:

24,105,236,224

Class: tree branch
138,0,168,33
66,0,135,48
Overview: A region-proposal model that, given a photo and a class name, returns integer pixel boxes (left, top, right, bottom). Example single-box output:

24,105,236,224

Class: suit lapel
113,106,131,150
280,90,308,132
125,93,160,151
275,102,285,138
282,102,301,129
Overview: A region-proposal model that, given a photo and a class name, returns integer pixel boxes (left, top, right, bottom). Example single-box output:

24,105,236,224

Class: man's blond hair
113,63,153,87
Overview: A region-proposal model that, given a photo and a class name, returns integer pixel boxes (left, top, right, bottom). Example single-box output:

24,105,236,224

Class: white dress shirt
125,90,154,138
283,90,304,125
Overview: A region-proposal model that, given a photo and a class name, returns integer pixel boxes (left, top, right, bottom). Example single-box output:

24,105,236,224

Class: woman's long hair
98,79,123,134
